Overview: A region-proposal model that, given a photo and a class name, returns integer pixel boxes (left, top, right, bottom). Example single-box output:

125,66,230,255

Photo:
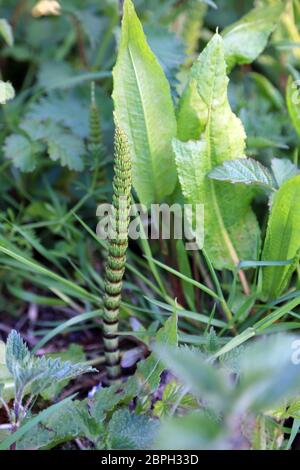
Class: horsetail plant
89,83,103,161
103,123,132,383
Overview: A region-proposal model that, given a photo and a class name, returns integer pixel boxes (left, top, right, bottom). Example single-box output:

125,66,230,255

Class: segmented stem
103,124,131,382
89,82,103,166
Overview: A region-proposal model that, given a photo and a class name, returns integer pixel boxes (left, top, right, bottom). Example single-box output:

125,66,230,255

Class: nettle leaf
41,344,86,400
222,1,285,71
5,330,31,375
0,19,13,46
14,355,94,400
17,400,100,450
0,80,15,104
261,175,300,300
271,158,300,187
286,75,300,138
90,384,124,422
107,408,158,450
174,35,260,270
5,330,94,401
208,158,276,191
4,134,37,172
113,0,177,206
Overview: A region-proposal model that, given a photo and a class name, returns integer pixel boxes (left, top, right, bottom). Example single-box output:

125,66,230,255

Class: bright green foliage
286,75,300,138
176,1,284,141
261,175,300,300
209,158,276,191
176,56,208,142
103,125,132,382
112,0,177,206
222,1,285,71
174,34,260,270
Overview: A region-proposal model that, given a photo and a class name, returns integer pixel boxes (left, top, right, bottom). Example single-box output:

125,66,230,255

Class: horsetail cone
89,83,103,161
103,124,132,382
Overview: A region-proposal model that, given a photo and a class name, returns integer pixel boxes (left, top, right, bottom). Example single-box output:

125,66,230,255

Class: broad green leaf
174,35,260,270
271,157,300,187
112,0,177,206
0,80,15,104
261,175,300,300
176,55,208,142
222,1,285,71
286,75,300,137
208,158,275,191
176,2,284,140
0,19,13,46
